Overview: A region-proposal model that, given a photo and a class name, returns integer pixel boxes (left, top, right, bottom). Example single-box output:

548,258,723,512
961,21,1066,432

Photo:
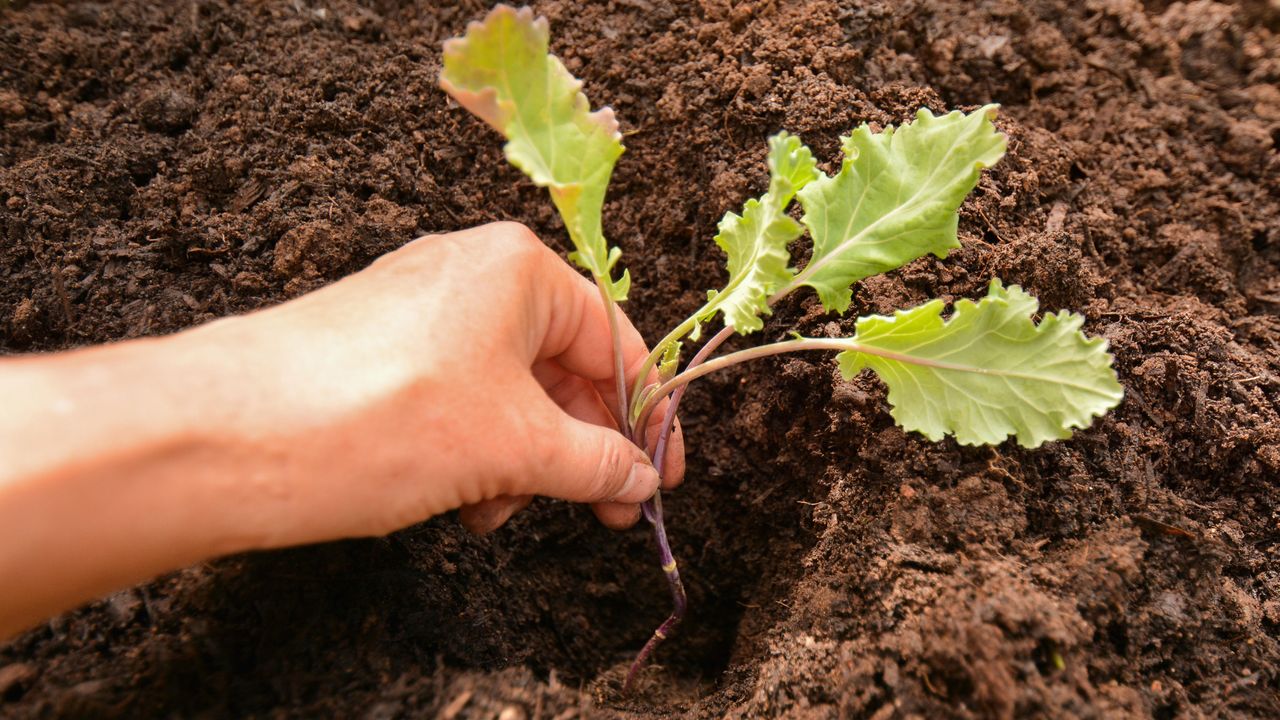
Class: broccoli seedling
441,5,1122,692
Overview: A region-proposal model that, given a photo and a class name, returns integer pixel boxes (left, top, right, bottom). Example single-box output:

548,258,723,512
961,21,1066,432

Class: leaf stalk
597,279,632,438
627,303,713,406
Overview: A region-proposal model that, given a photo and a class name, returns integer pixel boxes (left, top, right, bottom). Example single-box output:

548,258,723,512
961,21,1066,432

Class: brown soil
2,0,1278,717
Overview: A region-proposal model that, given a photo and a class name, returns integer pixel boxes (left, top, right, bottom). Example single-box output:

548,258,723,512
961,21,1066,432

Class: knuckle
540,370,582,406
589,439,628,501
369,231,461,278
526,426,559,480
481,222,553,290
487,221,542,253
518,412,560,488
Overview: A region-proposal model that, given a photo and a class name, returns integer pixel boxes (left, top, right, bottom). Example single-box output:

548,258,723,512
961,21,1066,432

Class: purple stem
652,325,736,474
625,490,687,692
624,324,736,692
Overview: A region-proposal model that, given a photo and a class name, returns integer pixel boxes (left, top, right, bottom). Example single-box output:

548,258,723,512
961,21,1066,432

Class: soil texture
2,0,1279,717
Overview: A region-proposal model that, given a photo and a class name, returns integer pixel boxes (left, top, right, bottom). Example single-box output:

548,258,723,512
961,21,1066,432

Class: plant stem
624,324,734,691
636,332,1030,433
632,337,848,435
627,335,839,691
767,282,798,307
627,306,710,405
597,280,632,439
625,294,851,691
625,490,686,692
625,235,862,690
638,280,801,452
648,324,735,472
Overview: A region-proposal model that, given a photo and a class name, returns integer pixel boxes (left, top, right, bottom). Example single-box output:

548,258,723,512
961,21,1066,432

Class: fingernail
616,462,660,503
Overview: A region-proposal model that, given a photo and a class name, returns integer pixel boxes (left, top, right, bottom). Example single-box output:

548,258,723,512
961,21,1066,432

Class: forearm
0,326,289,638
0,260,484,639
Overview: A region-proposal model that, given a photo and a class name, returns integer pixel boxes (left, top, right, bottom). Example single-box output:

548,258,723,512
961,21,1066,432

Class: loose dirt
1,1,1278,717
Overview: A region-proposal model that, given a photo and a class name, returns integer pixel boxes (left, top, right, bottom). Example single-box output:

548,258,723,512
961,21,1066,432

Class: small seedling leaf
440,5,628,299
796,106,1006,313
658,341,682,382
836,280,1123,448
703,132,818,333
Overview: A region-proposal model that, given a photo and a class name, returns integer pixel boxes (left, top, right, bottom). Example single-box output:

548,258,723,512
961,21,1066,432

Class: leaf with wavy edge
440,5,628,299
836,280,1123,448
794,106,1006,313
700,132,818,335
658,341,682,382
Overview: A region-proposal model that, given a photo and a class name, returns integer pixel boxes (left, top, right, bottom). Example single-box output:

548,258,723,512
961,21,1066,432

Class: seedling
441,5,1122,691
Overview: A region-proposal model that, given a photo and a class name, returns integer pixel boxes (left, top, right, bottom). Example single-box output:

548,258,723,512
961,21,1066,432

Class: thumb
526,408,660,505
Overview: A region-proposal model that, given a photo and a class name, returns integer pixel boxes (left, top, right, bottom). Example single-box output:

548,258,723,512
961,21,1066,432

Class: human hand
213,221,685,545
0,222,685,637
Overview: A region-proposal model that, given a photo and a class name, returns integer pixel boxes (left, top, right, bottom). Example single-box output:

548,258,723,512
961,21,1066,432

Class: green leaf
794,106,1007,313
658,340,683,382
836,280,1123,448
440,5,628,299
630,340,682,425
703,132,819,334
